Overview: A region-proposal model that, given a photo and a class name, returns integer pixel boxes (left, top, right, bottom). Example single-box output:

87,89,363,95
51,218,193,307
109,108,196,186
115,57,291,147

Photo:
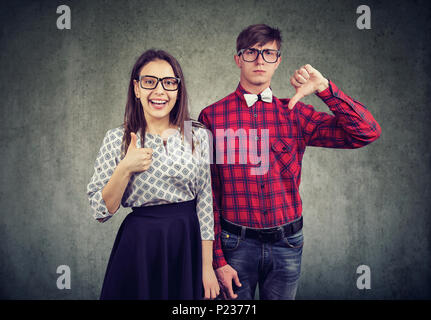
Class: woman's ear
133,80,140,98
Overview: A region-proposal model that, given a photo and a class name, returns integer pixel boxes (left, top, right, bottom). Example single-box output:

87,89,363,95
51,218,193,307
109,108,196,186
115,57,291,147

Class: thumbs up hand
122,132,153,175
287,64,329,110
127,132,139,153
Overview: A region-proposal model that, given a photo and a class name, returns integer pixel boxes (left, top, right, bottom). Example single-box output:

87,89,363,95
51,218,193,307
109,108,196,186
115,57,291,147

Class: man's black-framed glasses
138,75,181,91
237,48,281,63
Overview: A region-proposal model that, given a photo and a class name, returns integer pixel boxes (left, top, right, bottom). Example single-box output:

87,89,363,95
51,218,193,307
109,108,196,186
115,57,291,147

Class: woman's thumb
129,132,137,149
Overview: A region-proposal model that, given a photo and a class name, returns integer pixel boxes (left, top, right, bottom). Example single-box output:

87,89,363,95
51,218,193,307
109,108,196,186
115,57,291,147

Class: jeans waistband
221,216,303,243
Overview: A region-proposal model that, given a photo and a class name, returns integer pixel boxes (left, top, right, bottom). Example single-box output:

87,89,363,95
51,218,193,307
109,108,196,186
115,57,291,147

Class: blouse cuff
90,190,115,223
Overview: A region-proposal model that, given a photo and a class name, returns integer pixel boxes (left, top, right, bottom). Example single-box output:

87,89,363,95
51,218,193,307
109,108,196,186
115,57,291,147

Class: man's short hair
236,24,282,53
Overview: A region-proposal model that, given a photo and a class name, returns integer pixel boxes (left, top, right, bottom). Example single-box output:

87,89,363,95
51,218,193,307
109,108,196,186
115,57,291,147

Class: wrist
118,160,132,178
316,78,329,93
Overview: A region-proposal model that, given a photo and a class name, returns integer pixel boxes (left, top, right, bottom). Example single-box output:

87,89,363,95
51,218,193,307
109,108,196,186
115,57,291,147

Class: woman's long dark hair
121,49,203,158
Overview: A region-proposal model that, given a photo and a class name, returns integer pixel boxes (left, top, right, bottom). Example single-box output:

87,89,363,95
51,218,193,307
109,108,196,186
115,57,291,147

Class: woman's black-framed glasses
138,75,181,91
237,48,281,63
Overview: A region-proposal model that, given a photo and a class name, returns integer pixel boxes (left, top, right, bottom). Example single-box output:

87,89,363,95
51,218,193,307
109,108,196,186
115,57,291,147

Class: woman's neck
146,121,178,139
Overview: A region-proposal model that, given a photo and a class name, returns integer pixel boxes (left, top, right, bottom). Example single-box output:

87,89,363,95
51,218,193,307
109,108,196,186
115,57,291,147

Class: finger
204,287,210,300
225,281,236,299
214,286,220,299
218,283,227,300
218,281,225,294
221,289,228,300
211,288,216,300
303,64,315,75
141,157,152,164
141,150,153,158
143,161,152,170
221,289,229,300
142,152,153,160
295,73,307,84
288,93,303,110
142,148,153,154
290,77,302,88
233,273,242,287
128,132,138,150
298,68,310,80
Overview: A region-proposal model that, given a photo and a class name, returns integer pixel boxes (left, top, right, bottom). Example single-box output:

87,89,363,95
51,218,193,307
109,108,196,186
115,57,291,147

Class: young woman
87,49,219,300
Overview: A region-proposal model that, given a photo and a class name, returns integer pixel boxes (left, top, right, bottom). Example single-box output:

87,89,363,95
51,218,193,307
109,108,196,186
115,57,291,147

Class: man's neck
239,80,271,95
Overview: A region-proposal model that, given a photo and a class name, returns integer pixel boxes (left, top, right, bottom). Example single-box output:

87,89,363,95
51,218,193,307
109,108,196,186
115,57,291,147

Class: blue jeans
221,227,304,300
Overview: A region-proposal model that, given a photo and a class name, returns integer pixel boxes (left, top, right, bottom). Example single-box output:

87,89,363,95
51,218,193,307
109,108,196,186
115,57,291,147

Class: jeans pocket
282,229,304,249
220,230,241,251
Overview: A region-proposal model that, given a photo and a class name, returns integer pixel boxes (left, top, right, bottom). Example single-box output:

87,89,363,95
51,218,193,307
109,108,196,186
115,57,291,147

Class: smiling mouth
149,99,168,109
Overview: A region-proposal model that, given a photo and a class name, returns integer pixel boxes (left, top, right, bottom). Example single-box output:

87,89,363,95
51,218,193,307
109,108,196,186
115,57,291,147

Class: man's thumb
288,93,302,110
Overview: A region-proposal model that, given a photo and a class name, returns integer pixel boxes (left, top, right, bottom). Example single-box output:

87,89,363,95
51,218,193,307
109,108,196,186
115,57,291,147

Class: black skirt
100,199,202,300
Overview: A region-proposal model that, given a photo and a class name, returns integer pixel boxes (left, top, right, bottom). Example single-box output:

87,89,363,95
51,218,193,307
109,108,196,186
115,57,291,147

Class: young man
198,24,381,300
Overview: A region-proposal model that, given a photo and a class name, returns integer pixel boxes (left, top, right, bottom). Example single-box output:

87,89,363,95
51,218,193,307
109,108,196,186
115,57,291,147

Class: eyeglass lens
242,49,279,63
140,76,179,90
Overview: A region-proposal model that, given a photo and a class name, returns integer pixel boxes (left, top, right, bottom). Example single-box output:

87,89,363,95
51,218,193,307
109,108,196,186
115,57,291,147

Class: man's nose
256,52,265,64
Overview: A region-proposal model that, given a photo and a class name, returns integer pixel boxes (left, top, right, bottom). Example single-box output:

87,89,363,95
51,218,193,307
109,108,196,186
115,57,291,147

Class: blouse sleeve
86,129,122,223
194,127,215,240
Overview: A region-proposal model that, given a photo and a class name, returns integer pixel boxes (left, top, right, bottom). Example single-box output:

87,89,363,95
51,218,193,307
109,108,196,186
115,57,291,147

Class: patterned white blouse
86,123,214,241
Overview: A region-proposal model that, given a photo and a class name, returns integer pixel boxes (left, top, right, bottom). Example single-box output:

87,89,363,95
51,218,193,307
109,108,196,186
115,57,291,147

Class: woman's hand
203,265,220,300
120,132,153,176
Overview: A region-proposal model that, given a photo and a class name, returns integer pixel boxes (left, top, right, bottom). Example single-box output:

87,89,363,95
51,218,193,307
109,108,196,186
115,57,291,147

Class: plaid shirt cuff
316,79,359,111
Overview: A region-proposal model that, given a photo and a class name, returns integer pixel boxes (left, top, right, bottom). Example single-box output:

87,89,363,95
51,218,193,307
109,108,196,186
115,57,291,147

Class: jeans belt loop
240,226,246,240
279,226,285,240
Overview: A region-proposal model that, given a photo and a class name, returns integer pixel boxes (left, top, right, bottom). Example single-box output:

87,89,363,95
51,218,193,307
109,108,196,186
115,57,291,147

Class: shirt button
254,114,257,117
255,136,259,141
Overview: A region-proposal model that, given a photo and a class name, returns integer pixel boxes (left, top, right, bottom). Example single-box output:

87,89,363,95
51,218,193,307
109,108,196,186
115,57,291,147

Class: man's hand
215,264,242,299
287,64,329,110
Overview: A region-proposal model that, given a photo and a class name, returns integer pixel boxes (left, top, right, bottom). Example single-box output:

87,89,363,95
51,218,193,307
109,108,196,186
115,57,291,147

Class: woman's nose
153,80,165,93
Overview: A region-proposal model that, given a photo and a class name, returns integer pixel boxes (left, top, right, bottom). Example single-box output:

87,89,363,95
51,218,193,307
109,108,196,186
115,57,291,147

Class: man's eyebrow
248,47,276,50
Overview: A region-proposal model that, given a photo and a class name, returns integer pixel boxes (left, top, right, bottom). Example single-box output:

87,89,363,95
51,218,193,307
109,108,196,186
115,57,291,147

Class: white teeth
150,100,167,104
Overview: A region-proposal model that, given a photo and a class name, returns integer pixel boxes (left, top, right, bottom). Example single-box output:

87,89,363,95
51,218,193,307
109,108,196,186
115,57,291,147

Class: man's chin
250,80,268,87
250,75,270,84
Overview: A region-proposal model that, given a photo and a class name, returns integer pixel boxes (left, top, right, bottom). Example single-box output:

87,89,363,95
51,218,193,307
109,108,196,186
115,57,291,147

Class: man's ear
274,55,282,70
234,55,242,69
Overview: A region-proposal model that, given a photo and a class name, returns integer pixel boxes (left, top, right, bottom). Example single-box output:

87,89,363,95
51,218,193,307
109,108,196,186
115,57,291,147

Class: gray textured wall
0,0,430,299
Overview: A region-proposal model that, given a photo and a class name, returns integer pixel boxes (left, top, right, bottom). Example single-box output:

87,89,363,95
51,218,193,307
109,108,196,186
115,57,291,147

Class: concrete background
0,0,430,299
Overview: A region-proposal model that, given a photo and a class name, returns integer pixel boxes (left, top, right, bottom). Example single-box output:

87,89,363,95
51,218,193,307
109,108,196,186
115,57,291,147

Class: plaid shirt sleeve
288,80,381,148
198,111,227,269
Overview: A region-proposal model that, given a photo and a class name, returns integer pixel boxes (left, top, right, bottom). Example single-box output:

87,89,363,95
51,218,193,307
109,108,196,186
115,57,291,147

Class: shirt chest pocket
271,138,300,177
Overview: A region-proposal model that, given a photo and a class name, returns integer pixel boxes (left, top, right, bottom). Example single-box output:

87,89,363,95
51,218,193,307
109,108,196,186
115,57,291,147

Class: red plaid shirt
198,80,381,269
